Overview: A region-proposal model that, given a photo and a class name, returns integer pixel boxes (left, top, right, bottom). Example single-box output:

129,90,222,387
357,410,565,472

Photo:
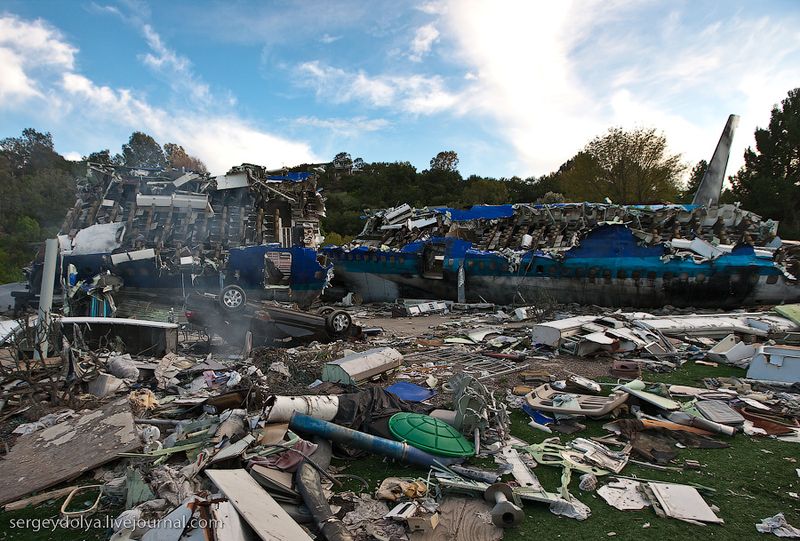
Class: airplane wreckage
13,114,800,312
324,115,800,308
16,162,332,312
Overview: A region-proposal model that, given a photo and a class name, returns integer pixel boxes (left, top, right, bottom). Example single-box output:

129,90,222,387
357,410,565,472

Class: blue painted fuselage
56,244,331,307
324,225,799,308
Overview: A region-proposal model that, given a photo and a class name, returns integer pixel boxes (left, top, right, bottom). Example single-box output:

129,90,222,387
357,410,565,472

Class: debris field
1,297,799,540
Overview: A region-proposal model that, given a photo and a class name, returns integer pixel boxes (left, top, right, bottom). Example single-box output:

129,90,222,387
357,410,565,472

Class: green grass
2,363,797,540
337,363,800,540
0,495,114,540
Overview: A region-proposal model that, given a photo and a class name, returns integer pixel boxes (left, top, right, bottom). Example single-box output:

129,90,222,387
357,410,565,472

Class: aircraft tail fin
692,114,739,207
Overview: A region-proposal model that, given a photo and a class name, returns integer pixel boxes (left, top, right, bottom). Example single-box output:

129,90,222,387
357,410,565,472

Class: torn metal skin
21,163,332,310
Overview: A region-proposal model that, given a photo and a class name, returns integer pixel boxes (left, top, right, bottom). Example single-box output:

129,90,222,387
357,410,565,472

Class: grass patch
338,363,800,540
0,498,113,540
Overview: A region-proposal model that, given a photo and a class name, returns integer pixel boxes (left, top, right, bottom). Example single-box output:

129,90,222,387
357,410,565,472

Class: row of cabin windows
528,266,779,284
341,253,501,271
342,253,407,264
339,253,779,285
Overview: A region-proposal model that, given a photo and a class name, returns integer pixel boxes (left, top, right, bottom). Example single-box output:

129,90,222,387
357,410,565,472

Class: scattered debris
2,170,800,541
757,513,800,538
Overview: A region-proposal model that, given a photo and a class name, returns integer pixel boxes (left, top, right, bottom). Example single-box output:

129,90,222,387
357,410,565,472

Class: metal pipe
264,395,339,423
35,238,58,360
484,483,524,527
665,411,736,436
288,413,463,467
278,503,314,524
134,419,181,427
295,438,354,541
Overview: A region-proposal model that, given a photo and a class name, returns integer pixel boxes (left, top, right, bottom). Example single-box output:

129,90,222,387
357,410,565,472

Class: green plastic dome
388,413,475,457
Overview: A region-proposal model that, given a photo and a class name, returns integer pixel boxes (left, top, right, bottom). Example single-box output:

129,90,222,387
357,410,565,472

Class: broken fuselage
325,203,799,308
325,114,799,308
20,163,332,310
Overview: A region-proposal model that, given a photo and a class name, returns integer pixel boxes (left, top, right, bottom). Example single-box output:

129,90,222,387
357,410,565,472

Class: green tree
84,149,114,165
558,127,685,203
680,159,708,202
430,150,459,172
116,131,166,169
0,128,64,174
507,173,565,203
730,88,800,239
0,128,76,282
459,176,510,206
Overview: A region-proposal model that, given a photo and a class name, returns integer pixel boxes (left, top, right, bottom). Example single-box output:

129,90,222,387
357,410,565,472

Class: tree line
1,88,798,283
0,132,206,282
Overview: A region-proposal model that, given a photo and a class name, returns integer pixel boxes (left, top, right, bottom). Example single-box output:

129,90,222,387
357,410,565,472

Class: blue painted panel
433,204,515,221
265,172,312,182
228,245,330,291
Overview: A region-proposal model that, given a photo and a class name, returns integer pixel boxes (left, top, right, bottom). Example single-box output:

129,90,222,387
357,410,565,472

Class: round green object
388,412,475,457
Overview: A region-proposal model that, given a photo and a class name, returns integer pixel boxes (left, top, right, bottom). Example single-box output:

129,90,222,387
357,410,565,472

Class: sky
0,0,798,179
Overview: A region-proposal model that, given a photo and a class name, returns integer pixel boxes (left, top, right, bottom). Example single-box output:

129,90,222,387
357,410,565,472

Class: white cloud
296,61,459,114
61,73,318,173
138,23,211,105
408,24,439,62
0,15,76,102
442,2,603,174
293,116,390,137
415,1,446,15
438,1,800,176
319,33,341,44
0,13,320,173
290,2,800,178
63,151,83,161
0,15,76,68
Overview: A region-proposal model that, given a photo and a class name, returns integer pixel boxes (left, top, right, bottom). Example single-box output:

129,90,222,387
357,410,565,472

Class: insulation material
69,222,125,255
597,479,650,510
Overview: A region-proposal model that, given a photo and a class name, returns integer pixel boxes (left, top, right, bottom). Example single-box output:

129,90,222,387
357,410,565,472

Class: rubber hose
278,502,315,524
295,437,354,541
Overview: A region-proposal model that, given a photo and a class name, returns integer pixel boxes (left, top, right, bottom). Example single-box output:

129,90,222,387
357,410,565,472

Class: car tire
317,306,335,316
219,285,247,312
326,310,352,335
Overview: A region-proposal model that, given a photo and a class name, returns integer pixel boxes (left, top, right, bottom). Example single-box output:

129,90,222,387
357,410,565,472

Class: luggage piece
696,399,745,426
524,384,629,418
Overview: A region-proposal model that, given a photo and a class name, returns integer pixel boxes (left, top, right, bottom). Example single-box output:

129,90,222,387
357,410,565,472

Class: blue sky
1,1,798,180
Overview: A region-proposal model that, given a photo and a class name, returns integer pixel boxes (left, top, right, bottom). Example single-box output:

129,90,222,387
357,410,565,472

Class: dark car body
184,292,358,347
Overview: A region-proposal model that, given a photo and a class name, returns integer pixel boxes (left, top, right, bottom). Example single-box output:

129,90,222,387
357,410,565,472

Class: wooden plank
409,497,502,541
213,500,257,541
0,398,140,506
3,485,78,511
205,469,312,541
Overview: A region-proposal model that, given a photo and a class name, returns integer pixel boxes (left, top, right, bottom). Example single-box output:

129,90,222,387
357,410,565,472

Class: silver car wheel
223,288,243,308
331,313,350,332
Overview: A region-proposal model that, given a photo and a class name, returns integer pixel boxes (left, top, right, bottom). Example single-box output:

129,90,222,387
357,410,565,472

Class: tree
163,143,207,173
0,128,65,174
730,88,800,239
0,128,76,282
558,127,685,203
116,131,166,169
459,176,510,206
84,149,114,165
430,150,459,172
680,159,708,202
507,173,565,203
333,152,353,173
